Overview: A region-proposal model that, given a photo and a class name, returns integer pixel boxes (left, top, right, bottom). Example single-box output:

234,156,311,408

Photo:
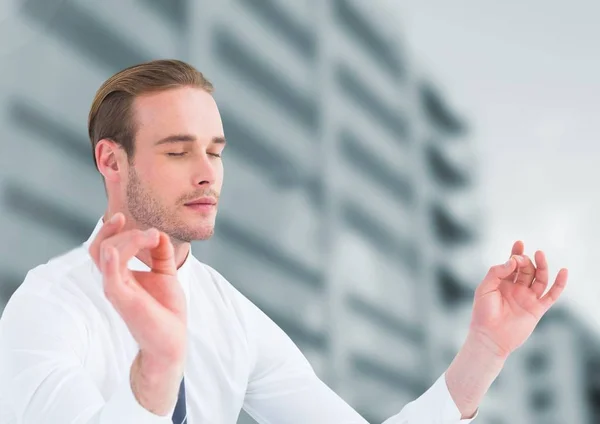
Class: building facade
505,307,600,424
0,1,486,423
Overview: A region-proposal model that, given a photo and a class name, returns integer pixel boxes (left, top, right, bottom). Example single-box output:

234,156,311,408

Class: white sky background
390,0,600,331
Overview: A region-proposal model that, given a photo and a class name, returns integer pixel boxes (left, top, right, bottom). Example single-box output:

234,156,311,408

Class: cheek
142,165,185,197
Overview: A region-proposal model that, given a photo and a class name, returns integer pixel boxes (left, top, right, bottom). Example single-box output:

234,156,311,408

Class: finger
476,257,519,295
102,246,174,346
505,241,524,282
101,246,134,310
149,232,177,276
511,240,524,256
89,213,125,266
514,255,536,287
102,228,161,270
531,250,549,298
540,268,568,311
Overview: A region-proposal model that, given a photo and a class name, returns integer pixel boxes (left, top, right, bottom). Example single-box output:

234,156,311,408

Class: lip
184,197,217,206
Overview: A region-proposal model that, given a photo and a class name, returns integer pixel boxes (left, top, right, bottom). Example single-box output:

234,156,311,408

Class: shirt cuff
426,372,479,423
98,375,172,423
388,372,479,424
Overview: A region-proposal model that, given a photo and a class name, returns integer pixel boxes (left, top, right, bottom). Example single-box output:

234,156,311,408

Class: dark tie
172,378,187,424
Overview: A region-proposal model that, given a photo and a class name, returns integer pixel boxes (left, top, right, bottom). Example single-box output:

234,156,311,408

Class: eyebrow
154,134,226,146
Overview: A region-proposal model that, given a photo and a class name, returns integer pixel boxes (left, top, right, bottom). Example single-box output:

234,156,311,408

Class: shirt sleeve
382,374,479,423
0,283,171,424
236,289,478,424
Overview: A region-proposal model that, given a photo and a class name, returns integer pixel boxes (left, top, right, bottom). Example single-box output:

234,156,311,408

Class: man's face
124,86,225,243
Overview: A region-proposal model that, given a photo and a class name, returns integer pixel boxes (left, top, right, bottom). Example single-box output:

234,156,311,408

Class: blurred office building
489,307,600,424
0,1,485,423
469,305,600,424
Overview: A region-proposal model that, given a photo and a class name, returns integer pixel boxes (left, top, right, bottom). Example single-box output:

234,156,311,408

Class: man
0,59,568,423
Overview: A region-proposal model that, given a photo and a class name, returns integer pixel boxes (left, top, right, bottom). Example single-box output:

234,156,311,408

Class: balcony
0,182,96,285
333,0,404,80
436,265,475,308
139,0,188,29
204,227,326,353
336,64,409,143
419,83,466,136
21,0,157,72
425,143,471,189
347,294,424,344
341,198,418,272
212,26,318,132
430,202,474,246
339,128,414,206
214,214,322,290
234,0,316,61
9,99,94,170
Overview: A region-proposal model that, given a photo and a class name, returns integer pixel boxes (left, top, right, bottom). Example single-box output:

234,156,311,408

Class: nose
192,153,217,186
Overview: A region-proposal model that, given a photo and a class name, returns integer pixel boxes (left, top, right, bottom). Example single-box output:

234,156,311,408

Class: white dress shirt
0,218,477,423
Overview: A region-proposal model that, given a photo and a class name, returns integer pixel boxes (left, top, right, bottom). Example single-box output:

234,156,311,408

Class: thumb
477,256,519,294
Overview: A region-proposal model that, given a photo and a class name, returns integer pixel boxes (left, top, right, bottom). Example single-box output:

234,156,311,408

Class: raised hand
469,240,568,358
88,212,187,415
445,241,569,419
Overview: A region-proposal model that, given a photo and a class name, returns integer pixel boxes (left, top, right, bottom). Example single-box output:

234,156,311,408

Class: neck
102,210,191,270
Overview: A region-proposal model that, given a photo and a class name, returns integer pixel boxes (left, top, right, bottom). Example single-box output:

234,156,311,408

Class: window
530,389,553,411
527,351,549,374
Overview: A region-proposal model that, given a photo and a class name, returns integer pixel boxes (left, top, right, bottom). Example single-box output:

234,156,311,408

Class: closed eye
166,152,222,158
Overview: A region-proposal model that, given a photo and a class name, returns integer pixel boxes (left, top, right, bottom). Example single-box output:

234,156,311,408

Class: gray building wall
0,1,494,423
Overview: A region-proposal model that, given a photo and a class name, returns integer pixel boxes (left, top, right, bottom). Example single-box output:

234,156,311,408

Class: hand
88,213,187,415
445,241,568,419
469,241,568,358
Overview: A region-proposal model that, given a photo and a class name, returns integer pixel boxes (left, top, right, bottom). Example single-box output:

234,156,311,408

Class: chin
187,220,216,241
164,219,215,243
193,226,215,241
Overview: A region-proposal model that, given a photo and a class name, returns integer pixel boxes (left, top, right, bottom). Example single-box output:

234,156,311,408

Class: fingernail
145,228,158,238
109,213,120,224
505,258,513,267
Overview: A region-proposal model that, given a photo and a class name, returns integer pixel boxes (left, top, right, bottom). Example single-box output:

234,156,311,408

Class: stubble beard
126,167,216,243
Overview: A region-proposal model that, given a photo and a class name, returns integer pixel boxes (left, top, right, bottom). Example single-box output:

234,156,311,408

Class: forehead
132,86,224,143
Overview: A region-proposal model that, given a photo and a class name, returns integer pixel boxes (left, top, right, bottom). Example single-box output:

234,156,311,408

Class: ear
96,139,126,184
